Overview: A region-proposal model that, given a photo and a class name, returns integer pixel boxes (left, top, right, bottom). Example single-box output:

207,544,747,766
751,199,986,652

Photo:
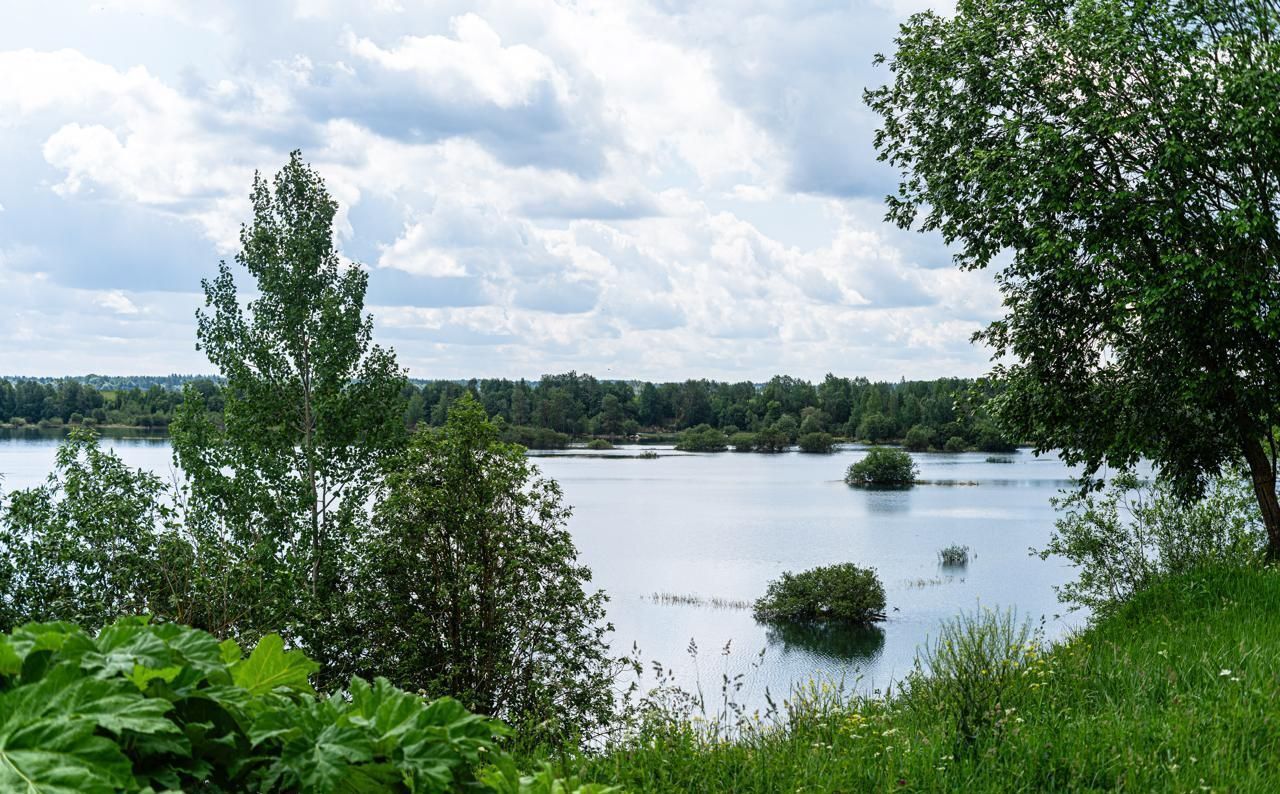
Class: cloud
0,0,1000,381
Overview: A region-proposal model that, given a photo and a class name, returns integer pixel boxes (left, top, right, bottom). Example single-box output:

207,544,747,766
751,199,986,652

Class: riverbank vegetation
845,447,919,487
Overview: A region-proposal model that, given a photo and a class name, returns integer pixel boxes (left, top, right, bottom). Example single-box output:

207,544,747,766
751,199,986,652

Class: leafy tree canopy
869,0,1280,555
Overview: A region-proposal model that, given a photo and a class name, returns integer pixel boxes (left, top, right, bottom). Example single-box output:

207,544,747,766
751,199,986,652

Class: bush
586,438,614,450
0,617,542,793
903,424,935,452
796,432,835,454
944,435,967,452
675,424,729,452
845,447,918,487
1038,471,1264,614
753,427,789,453
729,432,756,452
753,563,886,624
856,412,895,443
938,544,970,566
501,424,571,450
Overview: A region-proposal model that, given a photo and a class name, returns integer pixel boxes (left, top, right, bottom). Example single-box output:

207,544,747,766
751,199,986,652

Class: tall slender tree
172,151,406,669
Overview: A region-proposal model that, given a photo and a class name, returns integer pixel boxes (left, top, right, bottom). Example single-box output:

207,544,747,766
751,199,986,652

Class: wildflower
1219,669,1232,677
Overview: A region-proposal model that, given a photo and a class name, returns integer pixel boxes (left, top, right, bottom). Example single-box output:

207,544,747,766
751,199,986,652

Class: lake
0,430,1096,710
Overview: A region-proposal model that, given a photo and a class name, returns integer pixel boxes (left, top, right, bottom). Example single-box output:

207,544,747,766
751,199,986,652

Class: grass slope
568,567,1280,792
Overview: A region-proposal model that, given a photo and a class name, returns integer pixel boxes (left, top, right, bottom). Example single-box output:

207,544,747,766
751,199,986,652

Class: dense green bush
844,447,918,487
796,432,835,454
501,424,572,449
0,617,611,793
729,432,757,452
586,438,614,450
944,436,967,452
903,424,935,452
753,427,790,453
753,563,886,624
675,424,729,452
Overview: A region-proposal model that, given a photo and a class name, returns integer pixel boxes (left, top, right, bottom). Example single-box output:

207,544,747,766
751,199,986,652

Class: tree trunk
1241,435,1280,561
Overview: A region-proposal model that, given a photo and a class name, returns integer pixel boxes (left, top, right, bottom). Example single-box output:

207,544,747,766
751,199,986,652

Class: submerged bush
944,436,967,453
753,427,789,453
1039,471,1264,614
753,563,886,625
729,432,757,452
586,438,614,450
938,544,970,566
675,424,729,452
796,432,835,454
845,447,918,487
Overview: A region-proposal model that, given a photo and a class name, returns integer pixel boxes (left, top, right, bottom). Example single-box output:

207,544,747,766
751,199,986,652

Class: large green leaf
0,718,134,794
230,634,318,696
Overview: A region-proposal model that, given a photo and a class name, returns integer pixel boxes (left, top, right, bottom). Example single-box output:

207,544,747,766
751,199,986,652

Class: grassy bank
555,566,1280,792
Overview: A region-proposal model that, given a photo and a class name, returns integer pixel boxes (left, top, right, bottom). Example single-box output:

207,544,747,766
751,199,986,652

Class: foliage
675,424,729,452
855,412,895,444
568,566,1280,791
844,447,918,487
944,436,967,453
903,424,934,452
729,432,757,452
362,395,617,745
170,151,407,682
752,563,886,625
796,432,835,454
752,427,789,453
0,430,188,632
938,544,970,566
500,424,571,450
585,439,614,450
1039,472,1264,615
0,616,529,793
867,0,1280,555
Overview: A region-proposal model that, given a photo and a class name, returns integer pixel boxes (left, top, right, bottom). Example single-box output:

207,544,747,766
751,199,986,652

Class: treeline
3,372,1011,450
0,377,223,428
409,372,1013,451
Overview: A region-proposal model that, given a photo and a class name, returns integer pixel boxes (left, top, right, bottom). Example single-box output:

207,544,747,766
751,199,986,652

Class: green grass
551,566,1280,792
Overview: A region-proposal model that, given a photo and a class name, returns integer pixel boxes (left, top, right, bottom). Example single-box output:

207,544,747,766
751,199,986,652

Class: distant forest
0,372,1011,450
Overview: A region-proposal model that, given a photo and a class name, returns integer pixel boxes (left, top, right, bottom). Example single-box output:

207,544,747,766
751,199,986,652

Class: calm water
0,431,1097,707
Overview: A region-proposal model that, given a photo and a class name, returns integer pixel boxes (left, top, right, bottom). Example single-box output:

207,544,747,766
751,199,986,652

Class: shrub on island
675,424,729,452
586,438,614,450
845,447,919,487
753,563,887,624
729,432,757,452
797,432,836,454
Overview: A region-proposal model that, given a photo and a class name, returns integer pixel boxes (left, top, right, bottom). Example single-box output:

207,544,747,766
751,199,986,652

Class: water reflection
864,489,912,513
762,620,886,664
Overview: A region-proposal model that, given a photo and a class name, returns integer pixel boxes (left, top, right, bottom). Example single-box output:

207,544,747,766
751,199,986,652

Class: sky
0,0,999,383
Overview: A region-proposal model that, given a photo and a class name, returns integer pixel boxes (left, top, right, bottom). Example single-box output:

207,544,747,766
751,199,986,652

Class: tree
753,563,887,625
362,395,615,743
797,432,836,454
868,0,1280,557
904,424,935,452
856,412,894,444
171,151,407,672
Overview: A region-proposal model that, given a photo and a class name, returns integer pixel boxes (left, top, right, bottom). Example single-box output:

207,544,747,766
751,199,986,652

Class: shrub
753,563,886,624
796,432,835,454
1038,471,1264,614
753,427,789,453
938,544,970,566
501,424,572,450
944,436,967,452
856,412,895,443
729,432,757,452
903,424,935,452
675,424,729,452
586,438,614,450
845,447,918,487
0,617,535,793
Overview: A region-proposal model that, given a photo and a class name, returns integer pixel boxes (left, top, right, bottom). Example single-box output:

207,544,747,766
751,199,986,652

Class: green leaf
230,634,317,696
